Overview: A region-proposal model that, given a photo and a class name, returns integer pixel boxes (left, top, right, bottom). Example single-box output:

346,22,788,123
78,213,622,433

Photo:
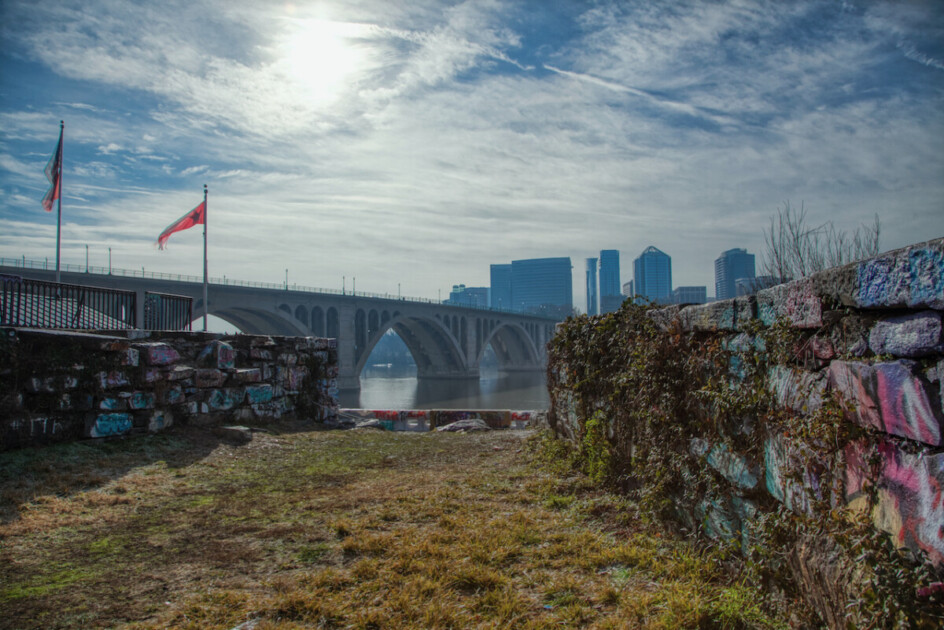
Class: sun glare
280,19,365,104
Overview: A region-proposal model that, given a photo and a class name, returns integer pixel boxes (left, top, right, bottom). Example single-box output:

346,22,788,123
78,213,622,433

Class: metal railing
1,275,195,331
144,291,193,331
0,257,556,320
1,274,136,329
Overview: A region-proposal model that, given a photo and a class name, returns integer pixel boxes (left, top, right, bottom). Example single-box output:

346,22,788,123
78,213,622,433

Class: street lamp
108,247,112,274
85,245,89,272
285,268,288,290
398,283,401,299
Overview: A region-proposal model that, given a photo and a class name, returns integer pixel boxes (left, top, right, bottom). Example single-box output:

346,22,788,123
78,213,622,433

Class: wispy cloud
1,0,942,303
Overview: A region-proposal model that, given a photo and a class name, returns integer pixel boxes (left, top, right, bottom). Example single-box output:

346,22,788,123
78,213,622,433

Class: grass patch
0,425,790,629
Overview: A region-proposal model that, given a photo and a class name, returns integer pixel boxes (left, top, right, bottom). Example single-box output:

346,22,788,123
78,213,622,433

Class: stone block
245,384,274,404
142,367,163,383
646,305,681,332
163,386,184,405
856,241,944,309
845,438,944,566
99,397,125,411
679,301,736,332
691,438,760,490
88,412,133,438
195,368,225,388
250,348,273,360
165,365,195,381
828,360,942,446
197,340,236,370
98,370,129,389
234,368,262,383
869,311,942,358
148,410,172,433
207,388,243,411
128,391,155,410
764,433,838,515
278,352,298,366
27,377,56,393
138,342,181,366
120,347,140,367
768,366,825,414
250,336,276,348
757,278,822,329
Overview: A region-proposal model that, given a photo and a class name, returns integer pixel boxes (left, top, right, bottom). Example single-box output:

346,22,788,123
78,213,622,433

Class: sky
1,0,943,310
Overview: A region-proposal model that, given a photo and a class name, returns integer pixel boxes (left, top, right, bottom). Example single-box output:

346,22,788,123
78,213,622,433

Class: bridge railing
0,275,195,331
0,257,556,320
144,291,193,331
1,274,137,330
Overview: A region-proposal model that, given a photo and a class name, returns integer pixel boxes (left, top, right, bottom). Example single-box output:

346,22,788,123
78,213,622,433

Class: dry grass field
0,425,787,629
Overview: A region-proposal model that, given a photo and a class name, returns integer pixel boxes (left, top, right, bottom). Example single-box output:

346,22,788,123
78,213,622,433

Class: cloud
1,0,942,303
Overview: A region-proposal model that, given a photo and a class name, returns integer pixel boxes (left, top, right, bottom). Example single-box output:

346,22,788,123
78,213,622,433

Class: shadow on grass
0,419,329,524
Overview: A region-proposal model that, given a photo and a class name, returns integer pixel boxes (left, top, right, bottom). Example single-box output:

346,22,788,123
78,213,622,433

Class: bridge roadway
1,262,557,390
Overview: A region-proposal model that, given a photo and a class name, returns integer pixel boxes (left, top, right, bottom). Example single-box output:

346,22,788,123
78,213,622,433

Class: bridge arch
353,312,468,379
479,321,541,371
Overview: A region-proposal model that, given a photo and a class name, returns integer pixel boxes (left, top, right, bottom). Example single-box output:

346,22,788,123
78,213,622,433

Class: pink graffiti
875,440,944,566
829,361,941,446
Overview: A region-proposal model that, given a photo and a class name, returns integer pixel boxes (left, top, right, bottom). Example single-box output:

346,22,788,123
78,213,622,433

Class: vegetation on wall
546,301,943,627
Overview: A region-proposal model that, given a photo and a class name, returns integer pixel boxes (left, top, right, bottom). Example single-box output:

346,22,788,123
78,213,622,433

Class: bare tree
762,201,880,282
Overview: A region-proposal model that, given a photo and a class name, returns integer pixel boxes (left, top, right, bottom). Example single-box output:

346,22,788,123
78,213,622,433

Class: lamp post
108,247,112,274
285,269,288,291
85,245,89,272
398,283,401,299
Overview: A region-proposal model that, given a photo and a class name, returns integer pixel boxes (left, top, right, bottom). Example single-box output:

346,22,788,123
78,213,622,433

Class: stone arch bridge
2,264,557,390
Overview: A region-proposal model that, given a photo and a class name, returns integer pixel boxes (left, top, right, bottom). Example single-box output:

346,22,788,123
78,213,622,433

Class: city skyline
1,1,943,309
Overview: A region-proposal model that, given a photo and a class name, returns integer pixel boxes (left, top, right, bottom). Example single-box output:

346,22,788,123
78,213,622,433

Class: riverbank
1,423,788,629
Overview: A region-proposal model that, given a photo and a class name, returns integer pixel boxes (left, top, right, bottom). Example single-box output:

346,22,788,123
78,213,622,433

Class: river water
338,367,550,410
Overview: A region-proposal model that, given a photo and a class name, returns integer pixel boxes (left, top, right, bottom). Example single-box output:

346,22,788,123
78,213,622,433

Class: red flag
157,201,206,249
41,126,63,212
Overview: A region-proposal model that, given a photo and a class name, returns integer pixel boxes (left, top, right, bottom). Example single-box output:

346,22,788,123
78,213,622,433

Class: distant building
447,284,488,308
489,264,512,310
599,249,622,313
715,248,755,300
510,257,573,319
672,286,707,305
622,280,634,298
585,258,599,316
633,246,672,304
736,275,781,296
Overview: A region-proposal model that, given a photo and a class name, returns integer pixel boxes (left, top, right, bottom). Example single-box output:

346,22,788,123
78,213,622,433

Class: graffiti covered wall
545,238,944,625
1,329,339,450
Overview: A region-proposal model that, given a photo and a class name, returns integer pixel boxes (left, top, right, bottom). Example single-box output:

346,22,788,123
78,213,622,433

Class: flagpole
55,120,63,285
203,184,208,332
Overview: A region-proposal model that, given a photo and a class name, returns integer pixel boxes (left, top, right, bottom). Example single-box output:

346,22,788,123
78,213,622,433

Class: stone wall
1,328,339,450
545,238,943,624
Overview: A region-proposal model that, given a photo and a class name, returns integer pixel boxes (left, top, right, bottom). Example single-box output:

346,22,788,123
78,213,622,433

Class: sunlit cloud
0,0,942,305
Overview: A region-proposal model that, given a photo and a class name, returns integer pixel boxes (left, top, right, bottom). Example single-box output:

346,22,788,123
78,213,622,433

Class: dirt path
1,426,783,629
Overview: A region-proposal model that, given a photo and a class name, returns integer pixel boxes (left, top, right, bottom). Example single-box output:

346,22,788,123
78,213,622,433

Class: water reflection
339,366,549,410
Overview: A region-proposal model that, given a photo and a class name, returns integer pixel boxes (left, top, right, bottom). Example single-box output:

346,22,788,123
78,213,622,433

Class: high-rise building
447,285,489,308
585,258,599,316
622,280,634,298
714,248,755,300
490,264,512,310
599,249,622,313
633,246,672,304
672,286,707,305
510,257,573,319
